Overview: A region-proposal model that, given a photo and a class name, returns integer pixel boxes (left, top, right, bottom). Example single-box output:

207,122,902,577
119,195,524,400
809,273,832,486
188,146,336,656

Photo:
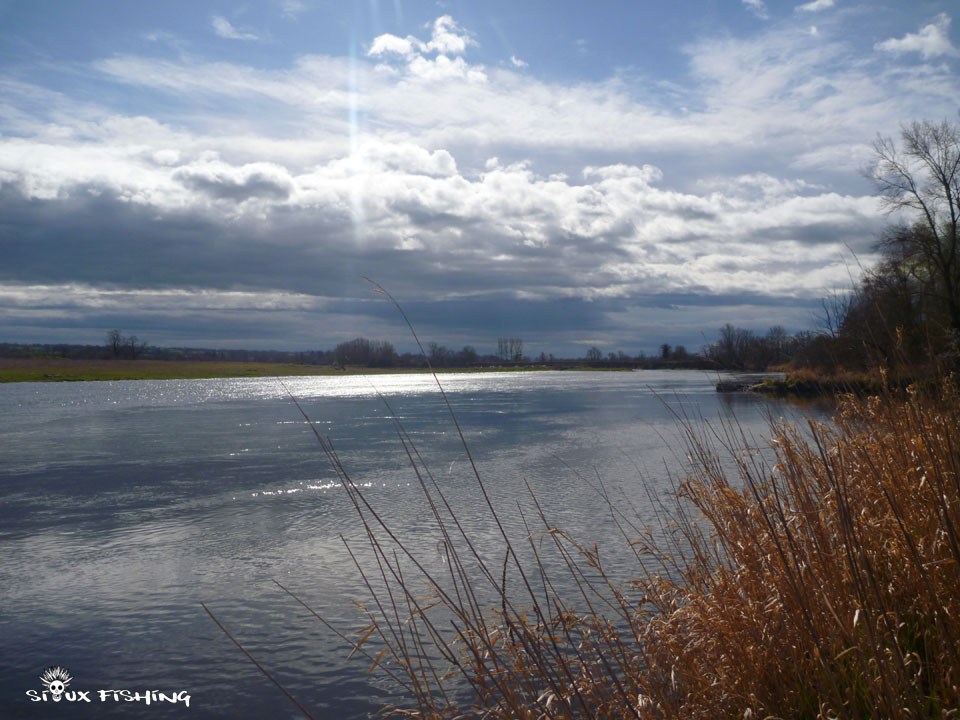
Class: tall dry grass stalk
291,377,960,720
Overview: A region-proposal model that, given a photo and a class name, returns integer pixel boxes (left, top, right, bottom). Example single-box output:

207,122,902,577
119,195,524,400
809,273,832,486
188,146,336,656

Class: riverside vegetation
307,374,958,720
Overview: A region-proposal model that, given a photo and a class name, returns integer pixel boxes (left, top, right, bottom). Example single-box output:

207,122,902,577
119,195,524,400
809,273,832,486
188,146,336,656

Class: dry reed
303,377,960,719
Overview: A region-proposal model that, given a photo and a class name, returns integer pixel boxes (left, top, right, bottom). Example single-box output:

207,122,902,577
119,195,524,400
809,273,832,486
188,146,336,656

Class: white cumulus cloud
796,0,835,12
367,15,484,81
211,16,259,41
368,15,475,59
876,13,958,59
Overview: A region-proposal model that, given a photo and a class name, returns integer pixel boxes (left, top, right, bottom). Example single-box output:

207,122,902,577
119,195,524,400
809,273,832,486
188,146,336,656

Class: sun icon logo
39,666,73,702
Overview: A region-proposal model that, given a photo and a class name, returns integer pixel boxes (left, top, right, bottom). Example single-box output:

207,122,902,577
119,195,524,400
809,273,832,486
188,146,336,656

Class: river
0,370,827,718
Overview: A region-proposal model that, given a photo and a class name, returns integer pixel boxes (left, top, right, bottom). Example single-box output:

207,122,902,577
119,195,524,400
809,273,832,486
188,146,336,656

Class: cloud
211,16,259,41
0,140,882,309
509,55,528,68
142,30,183,48
368,33,417,59
367,15,487,82
368,15,475,59
279,0,305,19
89,15,960,165
3,12,958,350
742,0,769,20
173,157,294,201
424,15,475,55
796,0,835,12
875,13,958,60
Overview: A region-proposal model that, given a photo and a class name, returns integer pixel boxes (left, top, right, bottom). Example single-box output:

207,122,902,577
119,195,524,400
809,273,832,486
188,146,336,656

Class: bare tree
334,337,396,367
870,117,960,331
766,326,787,364
498,337,523,362
127,335,147,360
105,329,148,359
107,329,123,358
816,291,855,339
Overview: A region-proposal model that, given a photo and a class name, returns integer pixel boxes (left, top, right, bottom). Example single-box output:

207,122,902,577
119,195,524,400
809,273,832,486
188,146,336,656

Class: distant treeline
0,336,519,368
701,325,810,372
0,341,335,365
0,330,801,372
0,299,934,375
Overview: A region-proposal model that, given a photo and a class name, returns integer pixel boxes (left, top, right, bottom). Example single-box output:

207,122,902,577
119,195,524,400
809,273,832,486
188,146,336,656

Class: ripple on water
0,371,826,718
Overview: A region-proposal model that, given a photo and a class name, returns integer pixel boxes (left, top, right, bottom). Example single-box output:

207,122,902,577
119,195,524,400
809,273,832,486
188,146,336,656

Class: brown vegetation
634,382,960,718
281,379,959,719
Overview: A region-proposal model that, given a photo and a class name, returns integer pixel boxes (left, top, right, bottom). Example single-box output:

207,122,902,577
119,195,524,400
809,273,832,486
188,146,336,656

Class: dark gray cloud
175,167,292,201
0,179,825,355
0,184,648,297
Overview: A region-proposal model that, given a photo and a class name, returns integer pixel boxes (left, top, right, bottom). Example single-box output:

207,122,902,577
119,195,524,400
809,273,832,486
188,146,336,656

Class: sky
1,1,958,357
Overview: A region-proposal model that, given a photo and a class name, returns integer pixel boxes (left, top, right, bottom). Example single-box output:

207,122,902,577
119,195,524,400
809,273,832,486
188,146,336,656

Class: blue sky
1,1,958,356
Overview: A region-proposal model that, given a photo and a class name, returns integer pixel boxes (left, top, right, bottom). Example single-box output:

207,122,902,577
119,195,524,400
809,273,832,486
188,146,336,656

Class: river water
0,370,825,718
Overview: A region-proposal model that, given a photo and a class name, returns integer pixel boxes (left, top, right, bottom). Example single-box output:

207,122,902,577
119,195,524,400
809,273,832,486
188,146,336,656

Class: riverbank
748,366,947,398
0,357,631,383
716,369,891,397
751,374,881,397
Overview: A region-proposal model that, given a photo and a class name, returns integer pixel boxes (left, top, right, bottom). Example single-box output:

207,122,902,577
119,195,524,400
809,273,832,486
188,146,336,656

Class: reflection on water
0,371,829,718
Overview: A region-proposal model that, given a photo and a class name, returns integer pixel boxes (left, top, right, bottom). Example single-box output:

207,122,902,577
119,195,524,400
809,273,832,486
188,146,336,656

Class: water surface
0,370,824,718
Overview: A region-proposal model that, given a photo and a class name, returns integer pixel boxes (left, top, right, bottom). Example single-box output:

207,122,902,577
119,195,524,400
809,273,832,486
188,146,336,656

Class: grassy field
0,357,612,383
0,357,340,382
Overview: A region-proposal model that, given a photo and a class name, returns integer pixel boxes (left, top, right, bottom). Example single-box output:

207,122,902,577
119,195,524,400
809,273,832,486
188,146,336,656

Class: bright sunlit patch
249,480,414,497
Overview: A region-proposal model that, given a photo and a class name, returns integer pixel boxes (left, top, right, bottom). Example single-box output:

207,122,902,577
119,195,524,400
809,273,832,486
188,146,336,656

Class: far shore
0,357,638,383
